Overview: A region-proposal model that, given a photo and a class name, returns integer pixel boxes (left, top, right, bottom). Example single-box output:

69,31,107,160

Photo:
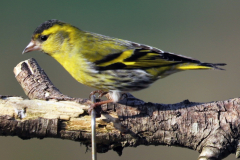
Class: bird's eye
40,35,48,41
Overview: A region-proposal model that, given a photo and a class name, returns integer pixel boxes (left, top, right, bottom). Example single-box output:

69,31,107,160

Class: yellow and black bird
23,19,226,111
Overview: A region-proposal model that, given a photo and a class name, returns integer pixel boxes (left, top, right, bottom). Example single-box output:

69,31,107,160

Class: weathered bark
0,58,237,160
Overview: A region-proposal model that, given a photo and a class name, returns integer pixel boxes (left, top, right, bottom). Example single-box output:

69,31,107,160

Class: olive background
0,1,239,159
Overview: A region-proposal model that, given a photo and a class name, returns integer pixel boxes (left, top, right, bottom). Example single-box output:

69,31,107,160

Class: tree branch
0,58,236,159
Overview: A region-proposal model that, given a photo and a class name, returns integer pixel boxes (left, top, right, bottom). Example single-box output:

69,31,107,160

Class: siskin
23,19,226,112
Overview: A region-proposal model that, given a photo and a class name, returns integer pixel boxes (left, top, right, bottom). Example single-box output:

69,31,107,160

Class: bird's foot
88,99,113,115
88,90,113,117
89,90,108,99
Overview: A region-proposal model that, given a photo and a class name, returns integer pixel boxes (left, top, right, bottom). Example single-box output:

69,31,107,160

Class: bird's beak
22,40,41,54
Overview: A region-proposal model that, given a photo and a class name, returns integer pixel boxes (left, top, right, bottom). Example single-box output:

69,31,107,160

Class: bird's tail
177,62,226,70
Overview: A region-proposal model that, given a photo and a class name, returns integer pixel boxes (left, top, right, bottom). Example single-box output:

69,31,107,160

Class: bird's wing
94,44,202,71
82,33,225,71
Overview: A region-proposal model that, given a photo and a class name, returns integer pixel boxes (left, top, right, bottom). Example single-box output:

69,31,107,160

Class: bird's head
22,19,78,56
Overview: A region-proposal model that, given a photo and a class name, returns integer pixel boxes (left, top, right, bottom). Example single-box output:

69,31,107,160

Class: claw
88,103,96,115
87,99,114,115
98,91,108,99
89,90,108,99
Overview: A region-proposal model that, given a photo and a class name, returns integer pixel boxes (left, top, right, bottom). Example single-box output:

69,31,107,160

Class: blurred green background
0,0,239,159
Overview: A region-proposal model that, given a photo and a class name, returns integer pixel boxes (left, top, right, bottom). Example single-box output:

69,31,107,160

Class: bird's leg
89,90,107,99
88,91,127,115
88,99,113,114
88,90,111,115
98,91,108,99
